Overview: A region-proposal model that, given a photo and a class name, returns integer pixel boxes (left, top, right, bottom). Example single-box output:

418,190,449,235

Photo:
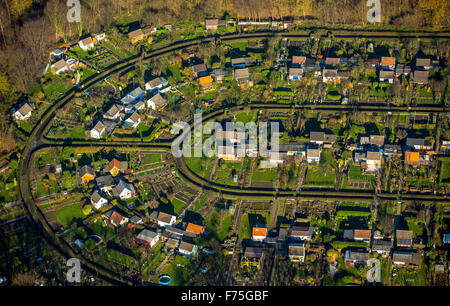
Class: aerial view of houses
0,0,449,296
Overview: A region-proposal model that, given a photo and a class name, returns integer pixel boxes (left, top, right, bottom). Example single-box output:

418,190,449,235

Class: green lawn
56,203,85,225
252,169,277,182
205,210,232,242
305,166,335,186
234,110,257,124
143,154,162,164
171,198,186,214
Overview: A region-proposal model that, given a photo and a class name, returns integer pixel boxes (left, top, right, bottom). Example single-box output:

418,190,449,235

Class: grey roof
158,212,176,224
17,103,33,116
91,190,105,203
92,121,105,133
116,180,135,194
406,138,431,147
192,63,207,74
96,174,114,187
105,104,120,118
147,77,168,89
278,142,306,153
234,68,250,80
129,87,144,97
149,93,168,109
379,70,394,79
393,251,422,265
137,229,158,243
288,244,305,256
345,250,369,262
80,165,95,177
310,132,325,142
179,241,195,253
416,58,431,67
372,239,393,252
244,247,263,259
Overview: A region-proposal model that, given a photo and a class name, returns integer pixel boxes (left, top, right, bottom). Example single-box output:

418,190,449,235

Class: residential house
292,56,306,67
80,165,95,184
128,29,146,44
289,226,313,241
114,180,136,200
79,37,95,50
278,143,306,157
325,57,341,67
366,151,382,172
380,57,396,70
307,148,321,164
185,223,205,237
231,57,255,69
145,77,170,92
109,158,128,176
288,243,305,262
13,103,32,121
95,175,115,192
217,144,238,161
157,212,177,228
91,190,108,210
415,58,431,70
353,151,366,165
413,70,429,84
322,69,338,83
406,138,432,151
205,18,226,31
241,247,263,270
147,93,168,111
136,229,159,248
212,68,232,82
103,209,128,227
343,229,371,243
395,230,413,247
103,104,121,120
392,251,422,266
252,227,268,242
379,70,394,84
123,111,141,129
51,59,69,75
310,132,325,145
234,68,250,83
178,241,198,258
90,121,105,139
288,67,303,80
371,239,393,257
405,151,420,167
121,87,144,105
344,250,369,267
130,215,144,225
198,75,213,87
370,135,385,147
192,63,208,78
384,144,402,157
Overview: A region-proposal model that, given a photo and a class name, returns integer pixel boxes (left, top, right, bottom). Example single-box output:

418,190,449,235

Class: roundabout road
17,29,450,285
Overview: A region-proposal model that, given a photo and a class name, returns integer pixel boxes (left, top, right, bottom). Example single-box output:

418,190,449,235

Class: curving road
17,29,450,285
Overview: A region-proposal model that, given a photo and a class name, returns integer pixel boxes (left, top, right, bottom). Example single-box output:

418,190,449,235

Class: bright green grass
56,203,85,225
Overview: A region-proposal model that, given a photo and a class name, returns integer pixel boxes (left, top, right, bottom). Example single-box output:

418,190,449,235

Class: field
251,169,277,182
55,203,85,225
305,166,335,186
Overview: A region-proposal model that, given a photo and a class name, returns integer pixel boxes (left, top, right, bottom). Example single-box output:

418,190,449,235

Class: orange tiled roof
199,75,213,85
252,227,267,237
381,57,395,66
186,223,204,235
109,158,120,170
406,151,420,162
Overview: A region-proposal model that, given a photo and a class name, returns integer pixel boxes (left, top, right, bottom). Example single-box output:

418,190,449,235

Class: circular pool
159,274,171,286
